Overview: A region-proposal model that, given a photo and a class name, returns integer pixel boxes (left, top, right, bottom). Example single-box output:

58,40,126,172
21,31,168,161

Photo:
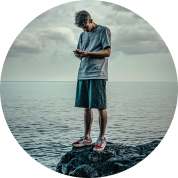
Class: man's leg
84,108,93,139
98,109,107,139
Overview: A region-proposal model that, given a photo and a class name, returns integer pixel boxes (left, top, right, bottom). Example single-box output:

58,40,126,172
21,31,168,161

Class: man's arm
79,46,111,58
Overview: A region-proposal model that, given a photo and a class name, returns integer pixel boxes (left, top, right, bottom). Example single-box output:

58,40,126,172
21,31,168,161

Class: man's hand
74,49,82,60
74,49,88,60
74,53,82,60
79,51,88,58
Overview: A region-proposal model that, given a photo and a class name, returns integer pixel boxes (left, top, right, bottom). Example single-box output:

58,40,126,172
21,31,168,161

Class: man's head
74,10,94,32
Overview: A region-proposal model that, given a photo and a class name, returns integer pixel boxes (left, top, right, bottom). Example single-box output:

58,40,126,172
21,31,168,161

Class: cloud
5,1,170,59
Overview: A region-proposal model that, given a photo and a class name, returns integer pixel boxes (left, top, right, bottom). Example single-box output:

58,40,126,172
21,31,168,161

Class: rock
56,140,161,177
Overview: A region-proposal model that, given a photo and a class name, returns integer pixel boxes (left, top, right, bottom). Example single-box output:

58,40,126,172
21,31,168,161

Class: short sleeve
101,27,111,49
77,33,82,51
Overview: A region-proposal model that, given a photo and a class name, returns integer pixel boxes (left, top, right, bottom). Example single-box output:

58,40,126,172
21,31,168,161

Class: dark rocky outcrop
56,140,160,177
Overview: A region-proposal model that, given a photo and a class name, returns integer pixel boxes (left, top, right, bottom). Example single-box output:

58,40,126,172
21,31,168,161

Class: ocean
0,81,177,171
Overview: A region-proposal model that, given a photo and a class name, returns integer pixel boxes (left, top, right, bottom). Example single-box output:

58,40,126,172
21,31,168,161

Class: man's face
82,19,93,32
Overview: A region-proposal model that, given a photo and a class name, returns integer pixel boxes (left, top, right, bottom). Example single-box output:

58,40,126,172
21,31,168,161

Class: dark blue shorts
75,79,107,109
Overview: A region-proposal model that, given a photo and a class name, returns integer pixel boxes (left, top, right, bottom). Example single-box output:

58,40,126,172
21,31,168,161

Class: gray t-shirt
77,25,111,81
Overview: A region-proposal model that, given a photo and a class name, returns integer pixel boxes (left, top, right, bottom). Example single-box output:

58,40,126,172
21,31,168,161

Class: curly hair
74,10,91,28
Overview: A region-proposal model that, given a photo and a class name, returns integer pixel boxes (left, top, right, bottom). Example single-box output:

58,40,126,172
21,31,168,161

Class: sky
1,0,177,82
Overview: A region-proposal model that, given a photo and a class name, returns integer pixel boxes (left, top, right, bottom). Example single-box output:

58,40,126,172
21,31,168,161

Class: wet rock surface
56,140,160,177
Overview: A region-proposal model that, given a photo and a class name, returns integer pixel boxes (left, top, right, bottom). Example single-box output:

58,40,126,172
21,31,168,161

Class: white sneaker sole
72,140,92,147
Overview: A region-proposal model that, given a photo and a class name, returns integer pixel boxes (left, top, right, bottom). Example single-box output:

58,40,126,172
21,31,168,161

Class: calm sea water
0,81,177,171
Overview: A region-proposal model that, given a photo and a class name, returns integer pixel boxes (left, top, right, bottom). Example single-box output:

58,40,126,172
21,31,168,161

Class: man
72,10,111,151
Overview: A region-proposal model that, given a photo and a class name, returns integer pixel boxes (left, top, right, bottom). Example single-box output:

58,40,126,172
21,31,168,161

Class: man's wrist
85,50,109,58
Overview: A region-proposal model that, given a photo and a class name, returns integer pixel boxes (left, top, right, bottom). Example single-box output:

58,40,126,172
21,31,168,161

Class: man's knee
84,108,92,113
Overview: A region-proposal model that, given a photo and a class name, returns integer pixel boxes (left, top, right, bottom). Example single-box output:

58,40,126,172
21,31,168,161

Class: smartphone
73,51,82,54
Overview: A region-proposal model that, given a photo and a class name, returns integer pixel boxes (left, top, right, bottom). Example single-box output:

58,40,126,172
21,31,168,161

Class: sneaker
93,137,107,151
72,136,92,147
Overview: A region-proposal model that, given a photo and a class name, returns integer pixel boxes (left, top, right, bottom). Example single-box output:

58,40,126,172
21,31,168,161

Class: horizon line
0,81,178,83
